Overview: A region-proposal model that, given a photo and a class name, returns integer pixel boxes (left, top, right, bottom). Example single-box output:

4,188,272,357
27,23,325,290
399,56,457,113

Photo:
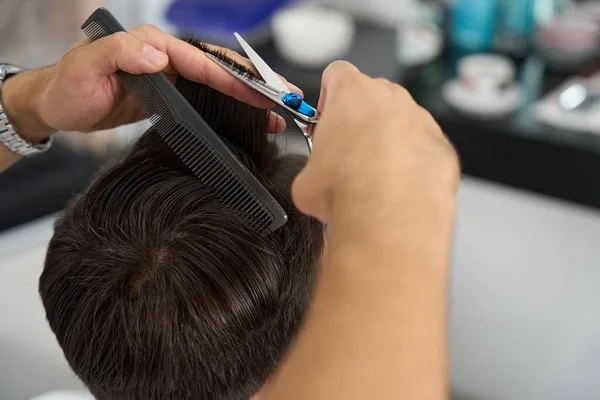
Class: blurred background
1,0,600,399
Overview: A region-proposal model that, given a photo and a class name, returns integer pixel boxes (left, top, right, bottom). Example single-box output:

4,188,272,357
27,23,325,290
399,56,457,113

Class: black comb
81,8,287,234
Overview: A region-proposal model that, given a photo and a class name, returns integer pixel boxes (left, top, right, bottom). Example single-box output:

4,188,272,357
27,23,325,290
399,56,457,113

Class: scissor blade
234,32,290,94
206,52,317,125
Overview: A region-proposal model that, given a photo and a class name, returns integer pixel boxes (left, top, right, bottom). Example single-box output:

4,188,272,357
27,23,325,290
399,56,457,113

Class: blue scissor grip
282,92,315,117
282,92,303,109
297,101,315,117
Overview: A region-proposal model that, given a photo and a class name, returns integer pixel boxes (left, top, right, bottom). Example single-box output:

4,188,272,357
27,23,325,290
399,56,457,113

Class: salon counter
3,177,600,400
255,24,600,210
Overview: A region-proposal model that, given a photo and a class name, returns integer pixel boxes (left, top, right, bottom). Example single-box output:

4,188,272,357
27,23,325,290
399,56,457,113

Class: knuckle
335,70,364,92
419,106,443,131
129,24,160,43
130,23,161,37
112,31,129,41
391,83,411,98
57,46,85,75
431,126,456,163
344,69,364,83
430,139,461,188
290,176,309,211
139,23,160,32
327,60,359,79
443,141,462,185
110,31,130,51
416,105,432,119
329,59,351,69
448,141,460,165
57,50,73,69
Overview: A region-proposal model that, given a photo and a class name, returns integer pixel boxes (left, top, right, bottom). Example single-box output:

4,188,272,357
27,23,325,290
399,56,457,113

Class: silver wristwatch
0,63,53,156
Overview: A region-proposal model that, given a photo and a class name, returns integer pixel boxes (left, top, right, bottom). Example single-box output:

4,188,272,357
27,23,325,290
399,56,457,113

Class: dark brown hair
39,39,324,400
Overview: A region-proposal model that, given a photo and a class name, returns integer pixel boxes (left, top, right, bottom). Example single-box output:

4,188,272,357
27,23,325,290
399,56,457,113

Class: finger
67,31,168,78
198,42,303,96
317,60,360,113
277,74,303,97
267,112,287,133
200,43,261,73
128,25,276,109
62,38,90,57
291,167,331,223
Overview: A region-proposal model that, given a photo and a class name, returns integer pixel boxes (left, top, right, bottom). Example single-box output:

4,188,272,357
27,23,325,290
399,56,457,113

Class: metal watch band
0,65,53,156
0,92,52,156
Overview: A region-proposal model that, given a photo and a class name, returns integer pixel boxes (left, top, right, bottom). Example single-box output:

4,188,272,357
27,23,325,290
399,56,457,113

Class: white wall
2,178,600,399
106,0,177,33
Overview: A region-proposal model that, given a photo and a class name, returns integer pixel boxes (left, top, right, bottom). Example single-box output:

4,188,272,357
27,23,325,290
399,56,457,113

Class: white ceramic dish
458,54,515,96
534,16,600,66
396,24,443,66
272,5,355,69
442,79,524,118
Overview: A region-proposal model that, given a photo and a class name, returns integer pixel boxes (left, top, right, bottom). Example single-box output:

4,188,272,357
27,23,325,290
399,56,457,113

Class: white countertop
450,178,600,400
0,215,88,399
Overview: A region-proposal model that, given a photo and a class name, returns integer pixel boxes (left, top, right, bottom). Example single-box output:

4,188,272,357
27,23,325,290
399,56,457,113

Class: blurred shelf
3,22,600,233
257,22,600,210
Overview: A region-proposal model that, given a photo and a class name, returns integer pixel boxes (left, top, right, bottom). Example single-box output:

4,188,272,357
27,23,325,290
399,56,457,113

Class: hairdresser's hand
292,61,460,230
3,24,294,145
269,61,459,400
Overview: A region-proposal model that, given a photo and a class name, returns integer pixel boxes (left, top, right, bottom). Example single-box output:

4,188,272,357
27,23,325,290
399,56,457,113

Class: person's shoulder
29,390,95,400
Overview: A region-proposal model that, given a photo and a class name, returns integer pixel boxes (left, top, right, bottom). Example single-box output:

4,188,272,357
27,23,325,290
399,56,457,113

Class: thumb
68,32,168,78
317,60,360,114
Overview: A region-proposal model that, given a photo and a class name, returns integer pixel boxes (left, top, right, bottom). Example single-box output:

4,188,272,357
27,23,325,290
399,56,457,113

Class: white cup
458,54,516,98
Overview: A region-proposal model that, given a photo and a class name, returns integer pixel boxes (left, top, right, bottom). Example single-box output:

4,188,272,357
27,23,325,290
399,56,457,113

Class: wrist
331,189,456,255
2,67,55,143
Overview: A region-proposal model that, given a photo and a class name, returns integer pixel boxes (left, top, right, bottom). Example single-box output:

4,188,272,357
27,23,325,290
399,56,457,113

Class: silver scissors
205,33,318,152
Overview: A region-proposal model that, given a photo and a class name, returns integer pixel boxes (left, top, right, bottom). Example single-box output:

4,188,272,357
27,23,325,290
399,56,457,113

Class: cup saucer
441,79,524,118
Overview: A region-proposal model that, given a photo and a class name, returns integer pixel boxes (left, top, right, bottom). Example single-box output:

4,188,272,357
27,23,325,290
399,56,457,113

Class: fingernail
143,45,168,67
287,82,303,95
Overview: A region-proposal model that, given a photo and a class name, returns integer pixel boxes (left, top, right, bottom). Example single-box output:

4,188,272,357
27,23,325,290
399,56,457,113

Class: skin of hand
264,61,460,400
1,24,299,145
293,61,460,229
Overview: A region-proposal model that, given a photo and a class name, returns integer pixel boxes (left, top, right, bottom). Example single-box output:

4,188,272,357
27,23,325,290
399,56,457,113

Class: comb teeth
159,119,271,231
81,8,287,234
82,21,105,41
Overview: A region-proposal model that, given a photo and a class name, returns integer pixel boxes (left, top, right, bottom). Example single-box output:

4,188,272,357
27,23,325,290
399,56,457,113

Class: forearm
267,196,455,399
0,68,55,172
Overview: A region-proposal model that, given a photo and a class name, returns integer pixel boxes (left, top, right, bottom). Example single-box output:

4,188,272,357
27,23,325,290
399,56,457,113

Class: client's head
39,39,324,400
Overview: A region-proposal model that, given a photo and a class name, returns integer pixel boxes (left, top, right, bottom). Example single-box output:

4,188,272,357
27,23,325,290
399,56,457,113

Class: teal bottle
496,0,534,57
450,0,499,52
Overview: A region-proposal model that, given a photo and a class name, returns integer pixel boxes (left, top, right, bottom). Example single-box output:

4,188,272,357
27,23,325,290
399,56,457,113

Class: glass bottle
495,0,535,58
450,0,499,53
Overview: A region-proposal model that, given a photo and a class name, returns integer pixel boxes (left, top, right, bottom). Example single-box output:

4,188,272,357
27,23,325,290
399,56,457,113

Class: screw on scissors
205,33,318,152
